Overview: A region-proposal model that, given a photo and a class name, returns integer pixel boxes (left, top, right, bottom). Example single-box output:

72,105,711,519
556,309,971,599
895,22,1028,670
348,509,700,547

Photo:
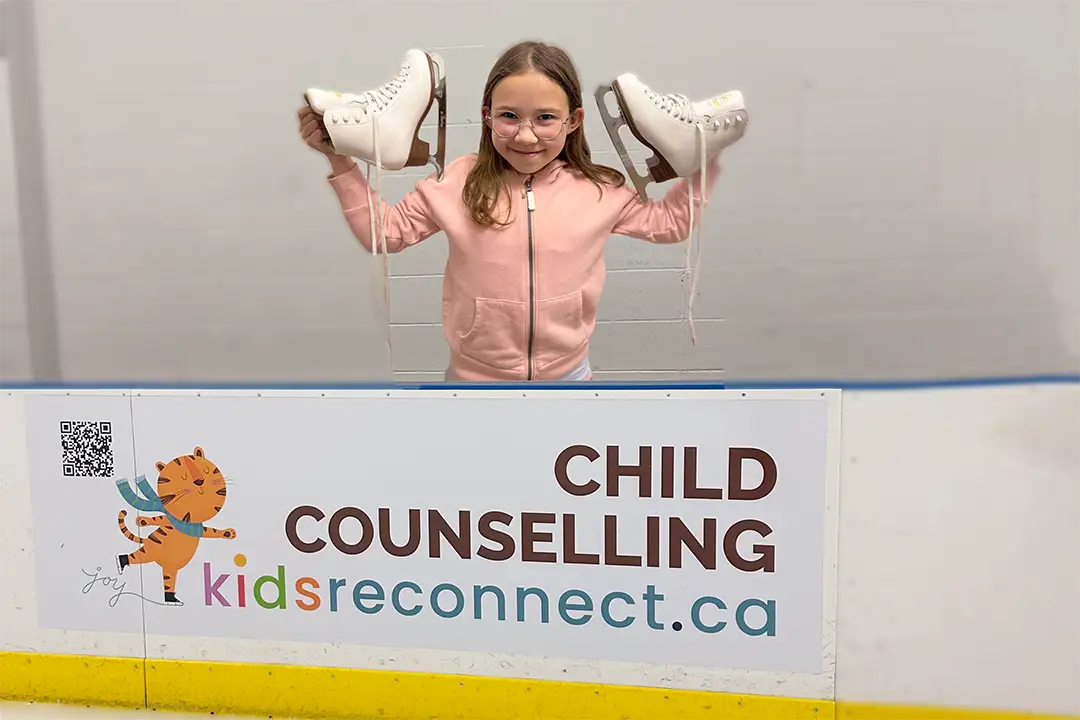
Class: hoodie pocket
457,297,529,371
533,290,589,371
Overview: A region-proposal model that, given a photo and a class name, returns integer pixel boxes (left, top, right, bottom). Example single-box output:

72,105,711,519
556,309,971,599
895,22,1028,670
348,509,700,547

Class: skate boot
594,73,747,201
305,48,447,180
595,74,749,348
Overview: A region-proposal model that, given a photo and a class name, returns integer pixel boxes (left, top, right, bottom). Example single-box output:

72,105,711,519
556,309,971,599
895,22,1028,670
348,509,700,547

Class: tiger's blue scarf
115,475,204,538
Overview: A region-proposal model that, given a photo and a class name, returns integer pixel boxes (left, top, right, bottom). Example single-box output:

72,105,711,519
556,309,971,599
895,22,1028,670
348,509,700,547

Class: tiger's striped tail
117,510,142,543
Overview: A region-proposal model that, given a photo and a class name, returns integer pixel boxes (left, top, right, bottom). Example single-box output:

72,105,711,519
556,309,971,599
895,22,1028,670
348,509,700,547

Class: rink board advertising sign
23,389,839,673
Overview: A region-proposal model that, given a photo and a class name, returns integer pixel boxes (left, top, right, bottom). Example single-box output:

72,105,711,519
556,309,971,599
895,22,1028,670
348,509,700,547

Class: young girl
297,41,721,382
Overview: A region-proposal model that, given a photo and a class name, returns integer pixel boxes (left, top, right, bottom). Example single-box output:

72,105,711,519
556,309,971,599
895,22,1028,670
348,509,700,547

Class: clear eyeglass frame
485,113,571,141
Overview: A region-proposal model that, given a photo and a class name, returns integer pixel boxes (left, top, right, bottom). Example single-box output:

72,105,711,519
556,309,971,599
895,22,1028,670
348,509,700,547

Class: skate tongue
693,91,744,117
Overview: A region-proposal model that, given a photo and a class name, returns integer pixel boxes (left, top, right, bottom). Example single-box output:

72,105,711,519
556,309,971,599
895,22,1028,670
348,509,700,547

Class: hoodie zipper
525,176,536,380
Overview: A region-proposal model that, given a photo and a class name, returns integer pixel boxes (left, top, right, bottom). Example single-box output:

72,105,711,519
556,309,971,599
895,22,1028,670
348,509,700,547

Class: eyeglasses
486,112,570,141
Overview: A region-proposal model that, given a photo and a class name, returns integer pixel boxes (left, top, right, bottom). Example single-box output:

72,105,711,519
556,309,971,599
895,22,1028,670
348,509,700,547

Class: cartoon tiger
115,446,236,606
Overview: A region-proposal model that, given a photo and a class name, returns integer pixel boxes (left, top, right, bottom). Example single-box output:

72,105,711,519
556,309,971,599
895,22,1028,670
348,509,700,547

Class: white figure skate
594,73,747,201
595,74,749,347
304,48,447,179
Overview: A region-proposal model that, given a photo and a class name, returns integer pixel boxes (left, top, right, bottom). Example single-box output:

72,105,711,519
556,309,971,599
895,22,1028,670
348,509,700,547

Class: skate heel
647,155,678,183
407,137,431,167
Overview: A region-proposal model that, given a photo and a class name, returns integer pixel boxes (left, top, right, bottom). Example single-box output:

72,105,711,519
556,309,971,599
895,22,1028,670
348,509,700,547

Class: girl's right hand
298,104,357,176
298,105,336,156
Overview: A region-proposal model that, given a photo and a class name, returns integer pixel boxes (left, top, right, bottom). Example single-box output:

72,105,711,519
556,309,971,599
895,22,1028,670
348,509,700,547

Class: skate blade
594,83,676,202
430,70,447,181
404,51,447,181
594,84,649,200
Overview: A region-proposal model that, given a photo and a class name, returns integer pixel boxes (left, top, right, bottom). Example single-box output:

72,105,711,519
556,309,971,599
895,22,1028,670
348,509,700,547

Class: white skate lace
346,66,408,115
648,90,695,123
647,88,707,345
364,114,393,365
343,64,409,370
684,123,707,347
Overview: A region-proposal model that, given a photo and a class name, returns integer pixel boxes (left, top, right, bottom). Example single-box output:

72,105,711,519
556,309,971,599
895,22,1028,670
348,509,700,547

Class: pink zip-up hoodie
327,153,721,381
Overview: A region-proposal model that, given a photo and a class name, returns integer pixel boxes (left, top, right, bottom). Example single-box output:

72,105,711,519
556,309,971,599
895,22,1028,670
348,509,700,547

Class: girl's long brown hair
462,41,625,228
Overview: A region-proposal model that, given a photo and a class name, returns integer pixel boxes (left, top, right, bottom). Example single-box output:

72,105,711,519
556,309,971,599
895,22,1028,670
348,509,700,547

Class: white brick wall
0,0,1076,384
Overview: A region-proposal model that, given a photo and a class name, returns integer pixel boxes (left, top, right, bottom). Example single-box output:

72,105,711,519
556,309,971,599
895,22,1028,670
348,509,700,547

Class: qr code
60,421,115,477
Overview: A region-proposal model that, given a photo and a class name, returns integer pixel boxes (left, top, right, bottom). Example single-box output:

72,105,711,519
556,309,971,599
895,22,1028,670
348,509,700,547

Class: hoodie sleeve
327,164,443,254
610,155,722,244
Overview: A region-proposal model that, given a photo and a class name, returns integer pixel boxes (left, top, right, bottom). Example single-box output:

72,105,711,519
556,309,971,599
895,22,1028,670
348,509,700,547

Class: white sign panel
24,390,838,674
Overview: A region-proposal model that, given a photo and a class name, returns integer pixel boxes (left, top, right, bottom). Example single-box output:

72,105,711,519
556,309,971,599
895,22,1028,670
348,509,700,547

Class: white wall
2,383,1077,716
0,0,1077,384
0,47,33,381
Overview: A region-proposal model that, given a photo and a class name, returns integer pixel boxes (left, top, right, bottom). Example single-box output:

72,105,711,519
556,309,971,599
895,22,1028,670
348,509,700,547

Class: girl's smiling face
485,70,583,176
